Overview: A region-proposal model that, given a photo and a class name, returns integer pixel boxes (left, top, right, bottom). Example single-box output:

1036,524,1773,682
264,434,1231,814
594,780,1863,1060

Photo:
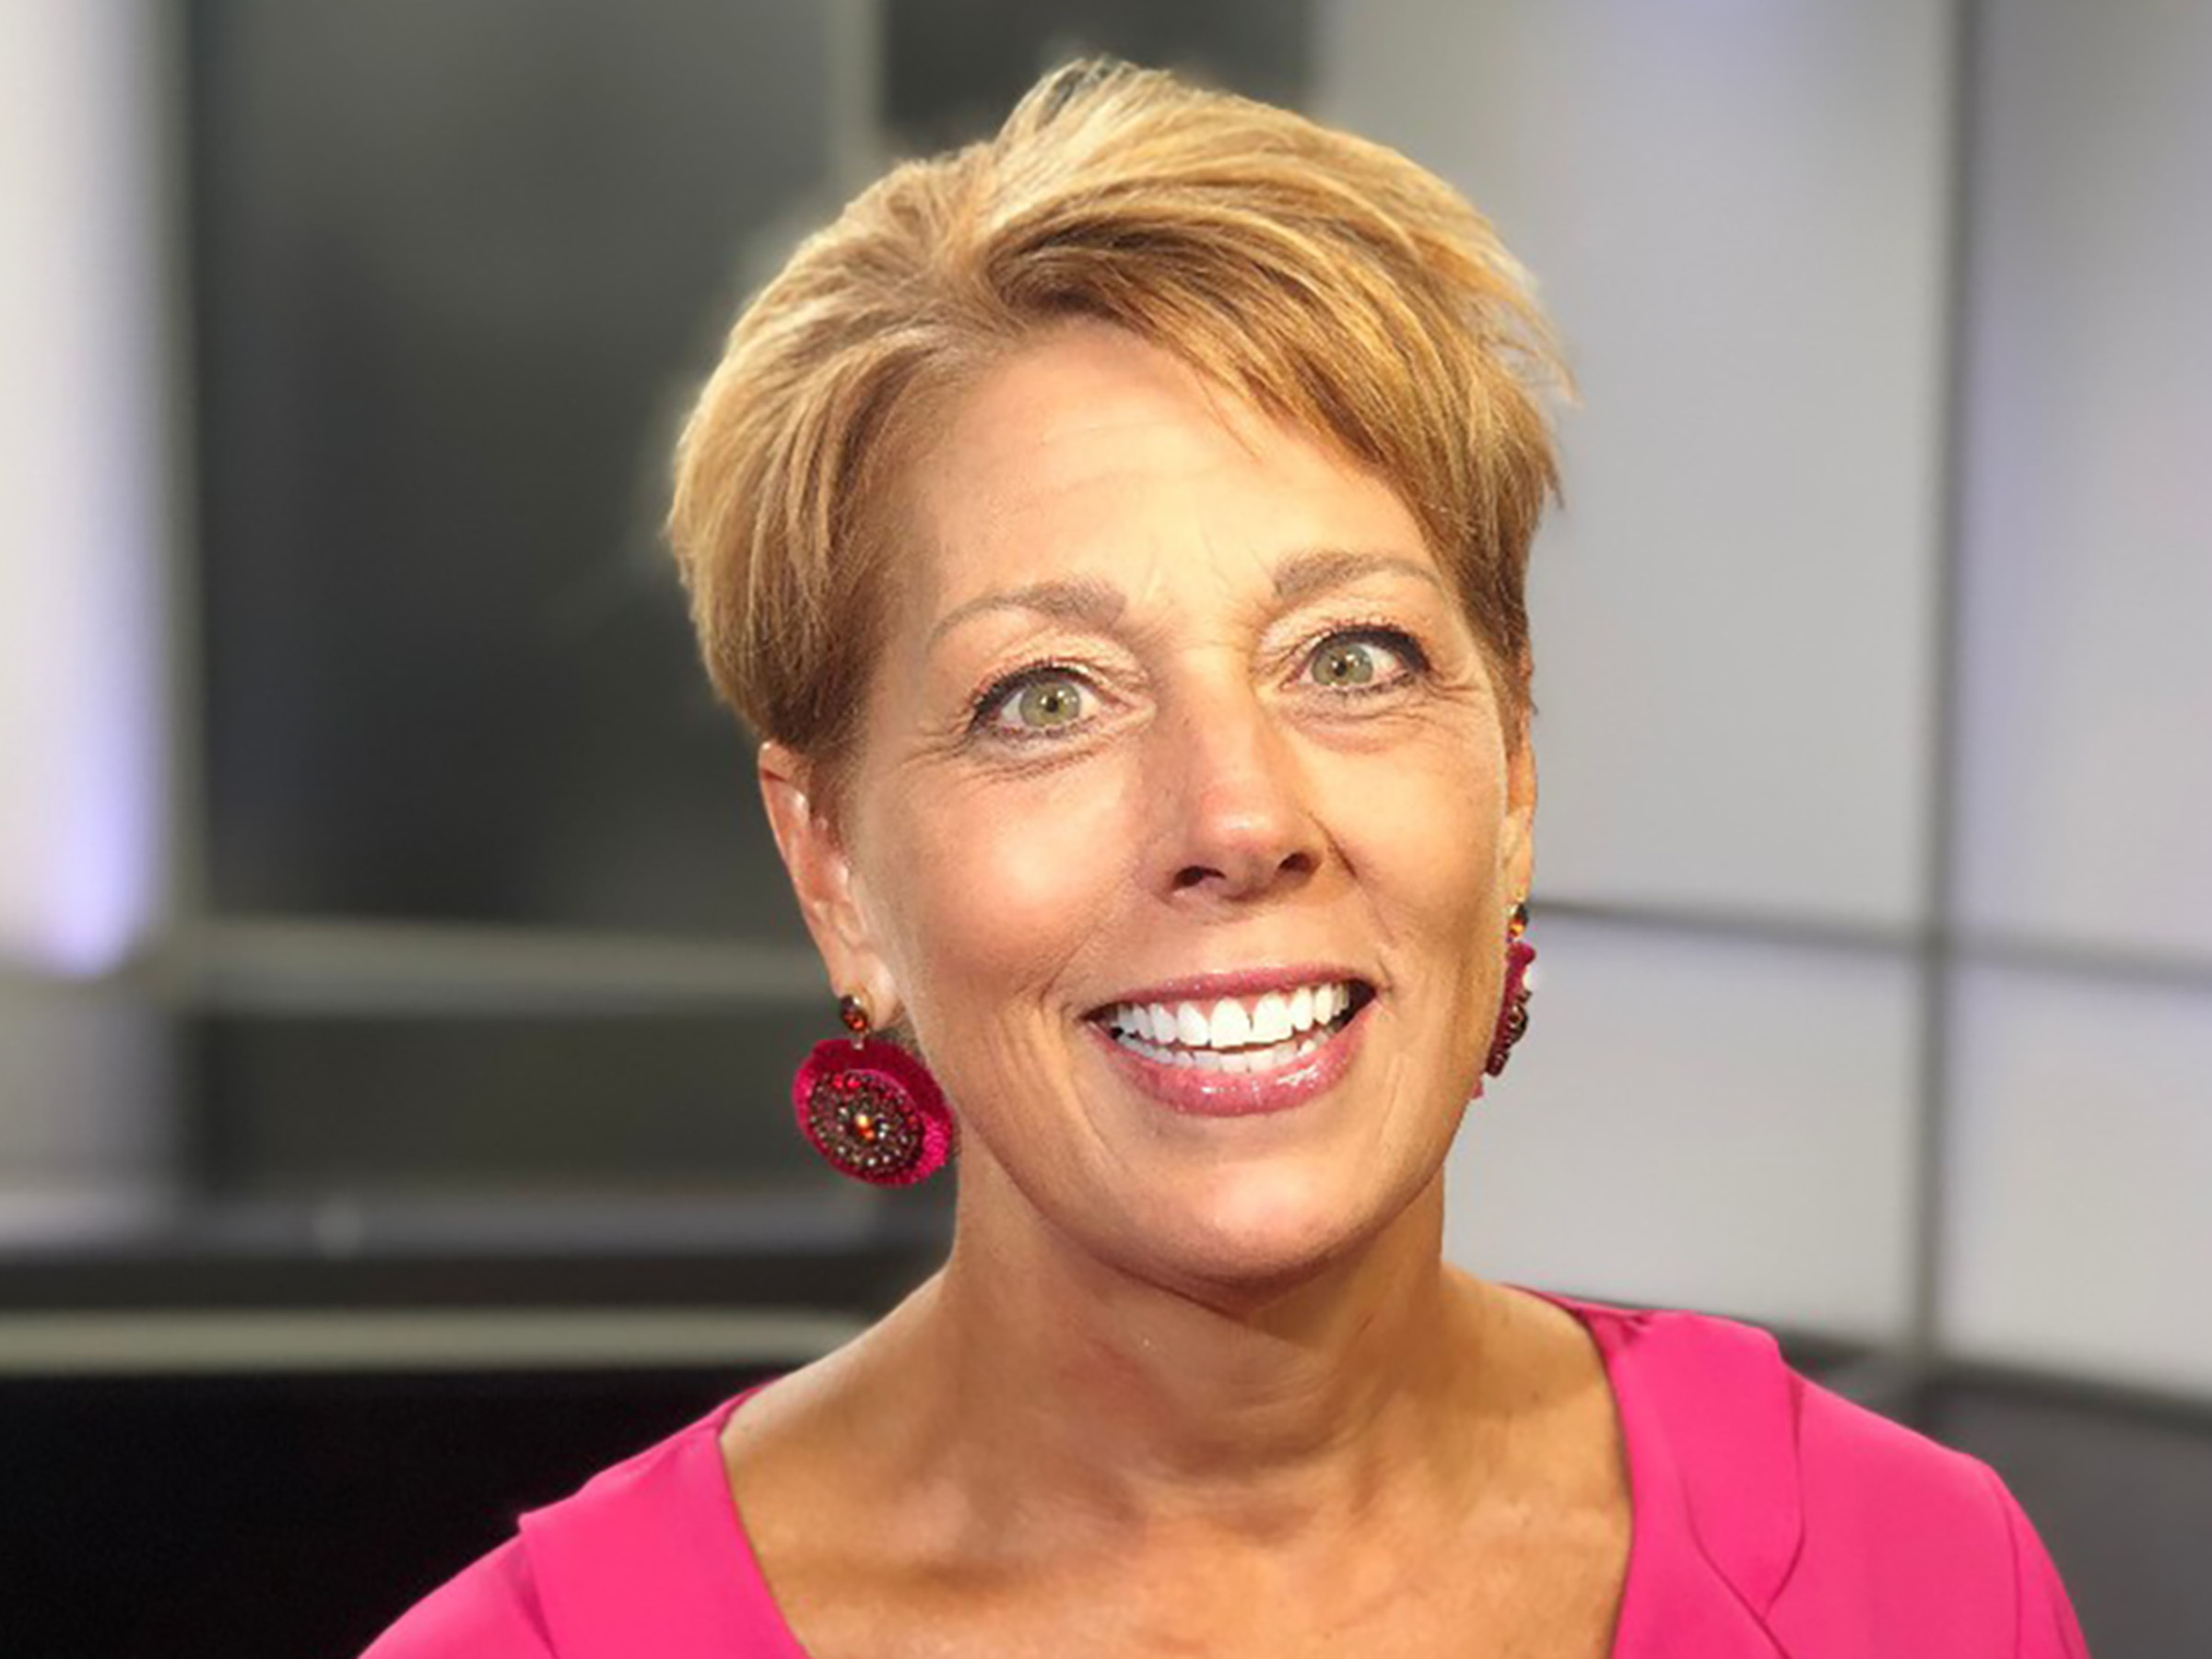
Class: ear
1500,709,1537,904
758,741,900,1019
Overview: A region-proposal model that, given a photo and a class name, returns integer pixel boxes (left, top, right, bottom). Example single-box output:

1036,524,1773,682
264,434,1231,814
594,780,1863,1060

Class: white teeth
1207,998,1251,1050
1104,980,1362,1067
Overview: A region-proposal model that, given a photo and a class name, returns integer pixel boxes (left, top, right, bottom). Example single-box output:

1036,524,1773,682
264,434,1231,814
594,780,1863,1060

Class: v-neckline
699,1286,1668,1658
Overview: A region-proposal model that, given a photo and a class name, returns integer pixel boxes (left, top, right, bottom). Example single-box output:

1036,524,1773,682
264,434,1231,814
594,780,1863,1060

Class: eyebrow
924,548,1441,649
926,577,1127,648
1271,547,1445,606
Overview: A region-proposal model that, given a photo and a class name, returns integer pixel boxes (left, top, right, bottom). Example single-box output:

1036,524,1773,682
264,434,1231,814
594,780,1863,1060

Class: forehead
902,322,1432,606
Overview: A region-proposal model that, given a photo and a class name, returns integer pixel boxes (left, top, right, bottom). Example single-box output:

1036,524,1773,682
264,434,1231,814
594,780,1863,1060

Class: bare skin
736,322,1630,1654
725,1221,1628,1657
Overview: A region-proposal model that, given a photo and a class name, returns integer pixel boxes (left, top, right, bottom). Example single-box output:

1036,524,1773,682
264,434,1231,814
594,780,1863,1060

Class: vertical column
0,0,169,975
0,0,173,1224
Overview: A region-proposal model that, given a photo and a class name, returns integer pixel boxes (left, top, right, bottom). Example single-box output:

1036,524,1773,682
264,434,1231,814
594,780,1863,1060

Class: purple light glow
0,1,166,977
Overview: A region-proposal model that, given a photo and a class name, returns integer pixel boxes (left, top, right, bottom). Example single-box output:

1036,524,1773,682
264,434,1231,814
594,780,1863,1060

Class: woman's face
767,320,1534,1300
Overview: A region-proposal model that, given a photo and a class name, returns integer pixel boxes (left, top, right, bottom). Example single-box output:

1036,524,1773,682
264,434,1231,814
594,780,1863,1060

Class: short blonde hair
667,60,1564,782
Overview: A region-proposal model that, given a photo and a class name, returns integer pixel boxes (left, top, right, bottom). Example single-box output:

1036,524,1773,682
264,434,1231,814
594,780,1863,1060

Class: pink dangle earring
1484,900,1537,1077
793,994,955,1185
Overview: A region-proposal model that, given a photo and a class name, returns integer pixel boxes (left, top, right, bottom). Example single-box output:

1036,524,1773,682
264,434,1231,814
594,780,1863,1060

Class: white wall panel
1316,1,1949,927
1944,965,2212,1394
1442,916,1920,1340
1954,1,2212,959
0,0,167,974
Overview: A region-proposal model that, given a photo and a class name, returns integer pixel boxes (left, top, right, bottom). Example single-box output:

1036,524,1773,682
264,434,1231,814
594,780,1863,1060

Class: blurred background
1,1,2205,1653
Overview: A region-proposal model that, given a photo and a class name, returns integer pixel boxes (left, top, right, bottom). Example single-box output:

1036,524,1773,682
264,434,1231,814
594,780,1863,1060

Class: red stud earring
793,994,954,1185
1484,900,1537,1077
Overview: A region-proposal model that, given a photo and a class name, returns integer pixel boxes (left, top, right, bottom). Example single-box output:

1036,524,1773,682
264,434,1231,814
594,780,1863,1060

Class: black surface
0,1210,948,1315
0,1367,768,1659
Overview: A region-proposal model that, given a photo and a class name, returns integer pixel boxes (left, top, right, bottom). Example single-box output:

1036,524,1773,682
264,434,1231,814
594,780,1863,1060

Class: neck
889,1161,1500,1545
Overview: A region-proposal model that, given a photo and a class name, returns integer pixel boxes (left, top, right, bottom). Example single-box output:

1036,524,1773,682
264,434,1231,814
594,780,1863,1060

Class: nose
1150,684,1324,906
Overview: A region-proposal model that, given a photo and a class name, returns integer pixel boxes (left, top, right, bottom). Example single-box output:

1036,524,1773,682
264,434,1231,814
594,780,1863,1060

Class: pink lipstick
1083,968,1375,1117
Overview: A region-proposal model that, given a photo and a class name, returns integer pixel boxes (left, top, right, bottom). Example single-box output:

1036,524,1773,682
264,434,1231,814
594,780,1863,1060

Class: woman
369,63,2088,1657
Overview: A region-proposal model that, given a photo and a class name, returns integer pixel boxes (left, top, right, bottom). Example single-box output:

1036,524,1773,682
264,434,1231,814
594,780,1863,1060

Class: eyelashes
968,662,1099,740
1300,626,1430,693
966,624,1433,745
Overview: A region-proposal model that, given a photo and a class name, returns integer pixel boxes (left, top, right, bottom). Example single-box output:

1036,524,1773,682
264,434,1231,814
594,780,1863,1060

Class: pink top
361,1295,2091,1656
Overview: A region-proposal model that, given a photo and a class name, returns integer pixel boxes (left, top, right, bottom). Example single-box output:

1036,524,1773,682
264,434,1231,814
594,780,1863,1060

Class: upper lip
1085,964,1375,1017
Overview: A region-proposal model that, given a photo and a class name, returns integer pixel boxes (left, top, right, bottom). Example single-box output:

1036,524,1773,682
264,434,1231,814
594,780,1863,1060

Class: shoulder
1601,1300,1993,1505
357,1394,761,1659
1776,1359,2088,1655
359,1538,554,1659
1555,1297,2088,1655
1569,1295,1995,1512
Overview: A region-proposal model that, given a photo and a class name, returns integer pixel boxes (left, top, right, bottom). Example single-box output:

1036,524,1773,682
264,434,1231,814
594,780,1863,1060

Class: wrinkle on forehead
926,576,1128,651
904,326,1441,629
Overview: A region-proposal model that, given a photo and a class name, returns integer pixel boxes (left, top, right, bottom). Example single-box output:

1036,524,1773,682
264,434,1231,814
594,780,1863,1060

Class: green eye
1016,677,1085,727
1311,639,1379,688
1301,629,1428,696
972,665,1097,741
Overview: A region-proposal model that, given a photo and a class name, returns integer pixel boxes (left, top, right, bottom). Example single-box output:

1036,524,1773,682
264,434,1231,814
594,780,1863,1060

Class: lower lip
1087,1001,1369,1117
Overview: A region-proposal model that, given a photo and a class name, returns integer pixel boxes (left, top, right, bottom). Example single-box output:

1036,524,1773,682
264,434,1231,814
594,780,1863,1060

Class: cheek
1338,723,1507,904
1326,723,1513,1044
865,761,1140,1026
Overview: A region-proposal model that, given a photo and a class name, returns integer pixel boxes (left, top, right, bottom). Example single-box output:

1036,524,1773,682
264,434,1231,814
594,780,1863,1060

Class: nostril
1171,846,1314,895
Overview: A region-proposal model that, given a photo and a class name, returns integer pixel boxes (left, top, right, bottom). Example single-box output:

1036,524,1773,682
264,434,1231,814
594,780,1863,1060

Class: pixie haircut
667,60,1564,785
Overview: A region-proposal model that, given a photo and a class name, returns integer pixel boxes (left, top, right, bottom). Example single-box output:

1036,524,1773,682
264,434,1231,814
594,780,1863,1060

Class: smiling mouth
1086,979,1377,1076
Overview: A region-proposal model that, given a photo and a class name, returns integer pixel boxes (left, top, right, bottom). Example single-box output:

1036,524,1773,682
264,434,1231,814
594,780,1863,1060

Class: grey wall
1944,0,2212,1394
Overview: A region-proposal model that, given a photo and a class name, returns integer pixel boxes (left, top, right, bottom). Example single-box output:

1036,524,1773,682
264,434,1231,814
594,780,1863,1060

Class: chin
1125,1162,1413,1304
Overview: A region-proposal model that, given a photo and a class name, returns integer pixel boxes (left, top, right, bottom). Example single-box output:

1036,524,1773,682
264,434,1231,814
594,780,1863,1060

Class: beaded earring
1484,900,1537,1077
792,994,955,1185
